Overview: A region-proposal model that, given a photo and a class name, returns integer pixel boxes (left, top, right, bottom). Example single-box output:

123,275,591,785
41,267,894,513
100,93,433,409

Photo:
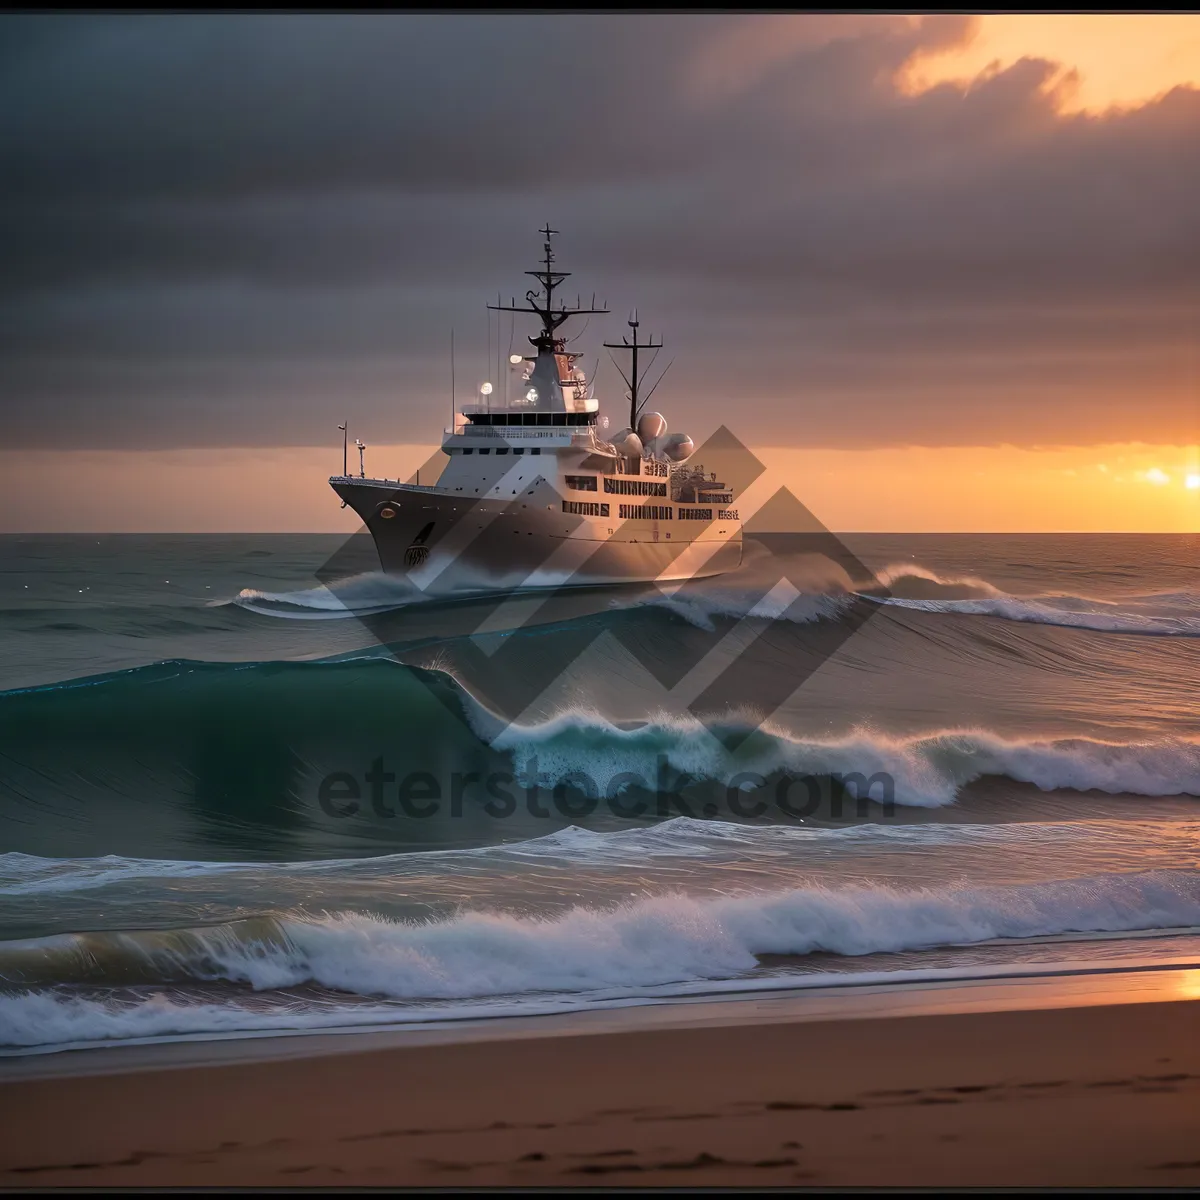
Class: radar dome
662,433,695,463
611,428,644,459
636,411,667,444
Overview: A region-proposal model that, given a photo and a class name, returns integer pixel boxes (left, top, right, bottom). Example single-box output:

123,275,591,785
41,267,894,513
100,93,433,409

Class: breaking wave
629,588,851,631
489,713,1200,807
230,572,425,619
873,563,1004,601
224,554,1200,642
867,566,1200,637
3,868,1199,1047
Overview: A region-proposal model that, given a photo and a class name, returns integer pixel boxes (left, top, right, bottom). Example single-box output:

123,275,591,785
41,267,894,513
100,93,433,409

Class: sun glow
756,443,1200,533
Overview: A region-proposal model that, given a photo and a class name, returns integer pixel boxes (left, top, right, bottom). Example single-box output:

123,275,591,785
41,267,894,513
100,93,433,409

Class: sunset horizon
2,12,1197,534
3,439,1199,533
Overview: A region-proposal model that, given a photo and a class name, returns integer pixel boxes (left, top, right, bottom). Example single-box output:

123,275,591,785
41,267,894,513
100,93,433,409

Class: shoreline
4,951,1200,1079
3,965,1199,1186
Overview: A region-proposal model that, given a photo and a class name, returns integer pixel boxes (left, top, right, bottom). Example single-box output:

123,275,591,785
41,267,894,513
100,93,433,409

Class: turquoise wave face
2,646,1199,865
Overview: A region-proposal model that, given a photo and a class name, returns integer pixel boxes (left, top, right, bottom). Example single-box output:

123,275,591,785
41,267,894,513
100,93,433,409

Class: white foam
4,868,1196,1050
863,566,1200,636
230,572,424,620
0,989,412,1049
7,873,1200,1050
488,714,1200,808
872,594,1200,636
874,563,1003,599
0,820,1118,898
257,870,1200,1000
13,945,1200,1055
631,588,850,631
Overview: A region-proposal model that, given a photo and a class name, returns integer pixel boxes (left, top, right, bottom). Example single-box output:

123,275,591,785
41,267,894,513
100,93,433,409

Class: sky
1,13,1197,531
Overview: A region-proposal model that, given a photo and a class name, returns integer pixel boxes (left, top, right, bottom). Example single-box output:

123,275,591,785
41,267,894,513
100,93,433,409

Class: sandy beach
2,971,1199,1188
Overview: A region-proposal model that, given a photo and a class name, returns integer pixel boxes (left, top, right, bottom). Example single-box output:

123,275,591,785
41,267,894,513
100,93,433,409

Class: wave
7,814,1200,903
629,587,851,631
232,559,1200,641
230,572,427,620
872,594,1200,637
488,712,1200,807
873,563,1003,601
865,566,1200,637
2,655,1197,864
3,868,1198,1047
231,568,857,634
10,949,1200,1054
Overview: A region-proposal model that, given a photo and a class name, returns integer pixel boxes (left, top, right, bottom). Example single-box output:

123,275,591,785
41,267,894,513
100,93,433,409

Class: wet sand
2,976,1200,1187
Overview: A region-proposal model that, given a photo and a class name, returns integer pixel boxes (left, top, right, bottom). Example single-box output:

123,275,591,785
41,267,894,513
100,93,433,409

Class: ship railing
330,475,441,490
442,425,590,441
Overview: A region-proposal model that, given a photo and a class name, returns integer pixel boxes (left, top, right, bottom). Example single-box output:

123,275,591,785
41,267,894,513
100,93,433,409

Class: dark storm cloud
0,14,715,204
0,13,1197,449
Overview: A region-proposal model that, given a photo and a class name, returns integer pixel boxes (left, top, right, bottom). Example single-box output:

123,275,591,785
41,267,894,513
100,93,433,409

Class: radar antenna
488,225,609,352
604,312,664,431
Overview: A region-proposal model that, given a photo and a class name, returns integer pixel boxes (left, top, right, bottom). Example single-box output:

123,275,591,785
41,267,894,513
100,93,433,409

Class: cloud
0,14,1197,450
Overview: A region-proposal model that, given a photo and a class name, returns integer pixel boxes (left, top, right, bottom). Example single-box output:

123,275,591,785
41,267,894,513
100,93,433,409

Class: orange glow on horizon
1,443,1196,534
758,444,1200,534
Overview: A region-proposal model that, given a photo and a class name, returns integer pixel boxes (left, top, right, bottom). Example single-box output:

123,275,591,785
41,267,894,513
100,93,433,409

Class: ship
329,227,743,596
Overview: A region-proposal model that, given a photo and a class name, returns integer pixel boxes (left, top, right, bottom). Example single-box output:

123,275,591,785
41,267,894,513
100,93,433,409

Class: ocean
1,531,1198,1053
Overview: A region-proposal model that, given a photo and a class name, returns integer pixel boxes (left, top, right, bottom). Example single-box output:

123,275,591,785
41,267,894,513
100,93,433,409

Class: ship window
604,478,667,497
479,448,491,454
531,448,541,455
562,500,609,517
513,448,525,455
496,447,509,455
618,504,673,520
565,475,597,492
462,448,474,455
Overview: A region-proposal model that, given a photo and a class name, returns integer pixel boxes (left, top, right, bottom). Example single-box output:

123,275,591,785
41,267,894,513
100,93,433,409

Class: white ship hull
331,477,743,596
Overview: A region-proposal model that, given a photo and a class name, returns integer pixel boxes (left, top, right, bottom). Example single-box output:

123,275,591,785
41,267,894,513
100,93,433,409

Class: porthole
379,507,396,519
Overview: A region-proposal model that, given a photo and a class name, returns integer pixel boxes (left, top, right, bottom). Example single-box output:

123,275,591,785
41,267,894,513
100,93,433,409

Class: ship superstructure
329,227,743,594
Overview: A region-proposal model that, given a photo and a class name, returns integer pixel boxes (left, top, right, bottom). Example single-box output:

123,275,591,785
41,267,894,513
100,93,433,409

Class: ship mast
604,313,664,432
488,225,609,353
